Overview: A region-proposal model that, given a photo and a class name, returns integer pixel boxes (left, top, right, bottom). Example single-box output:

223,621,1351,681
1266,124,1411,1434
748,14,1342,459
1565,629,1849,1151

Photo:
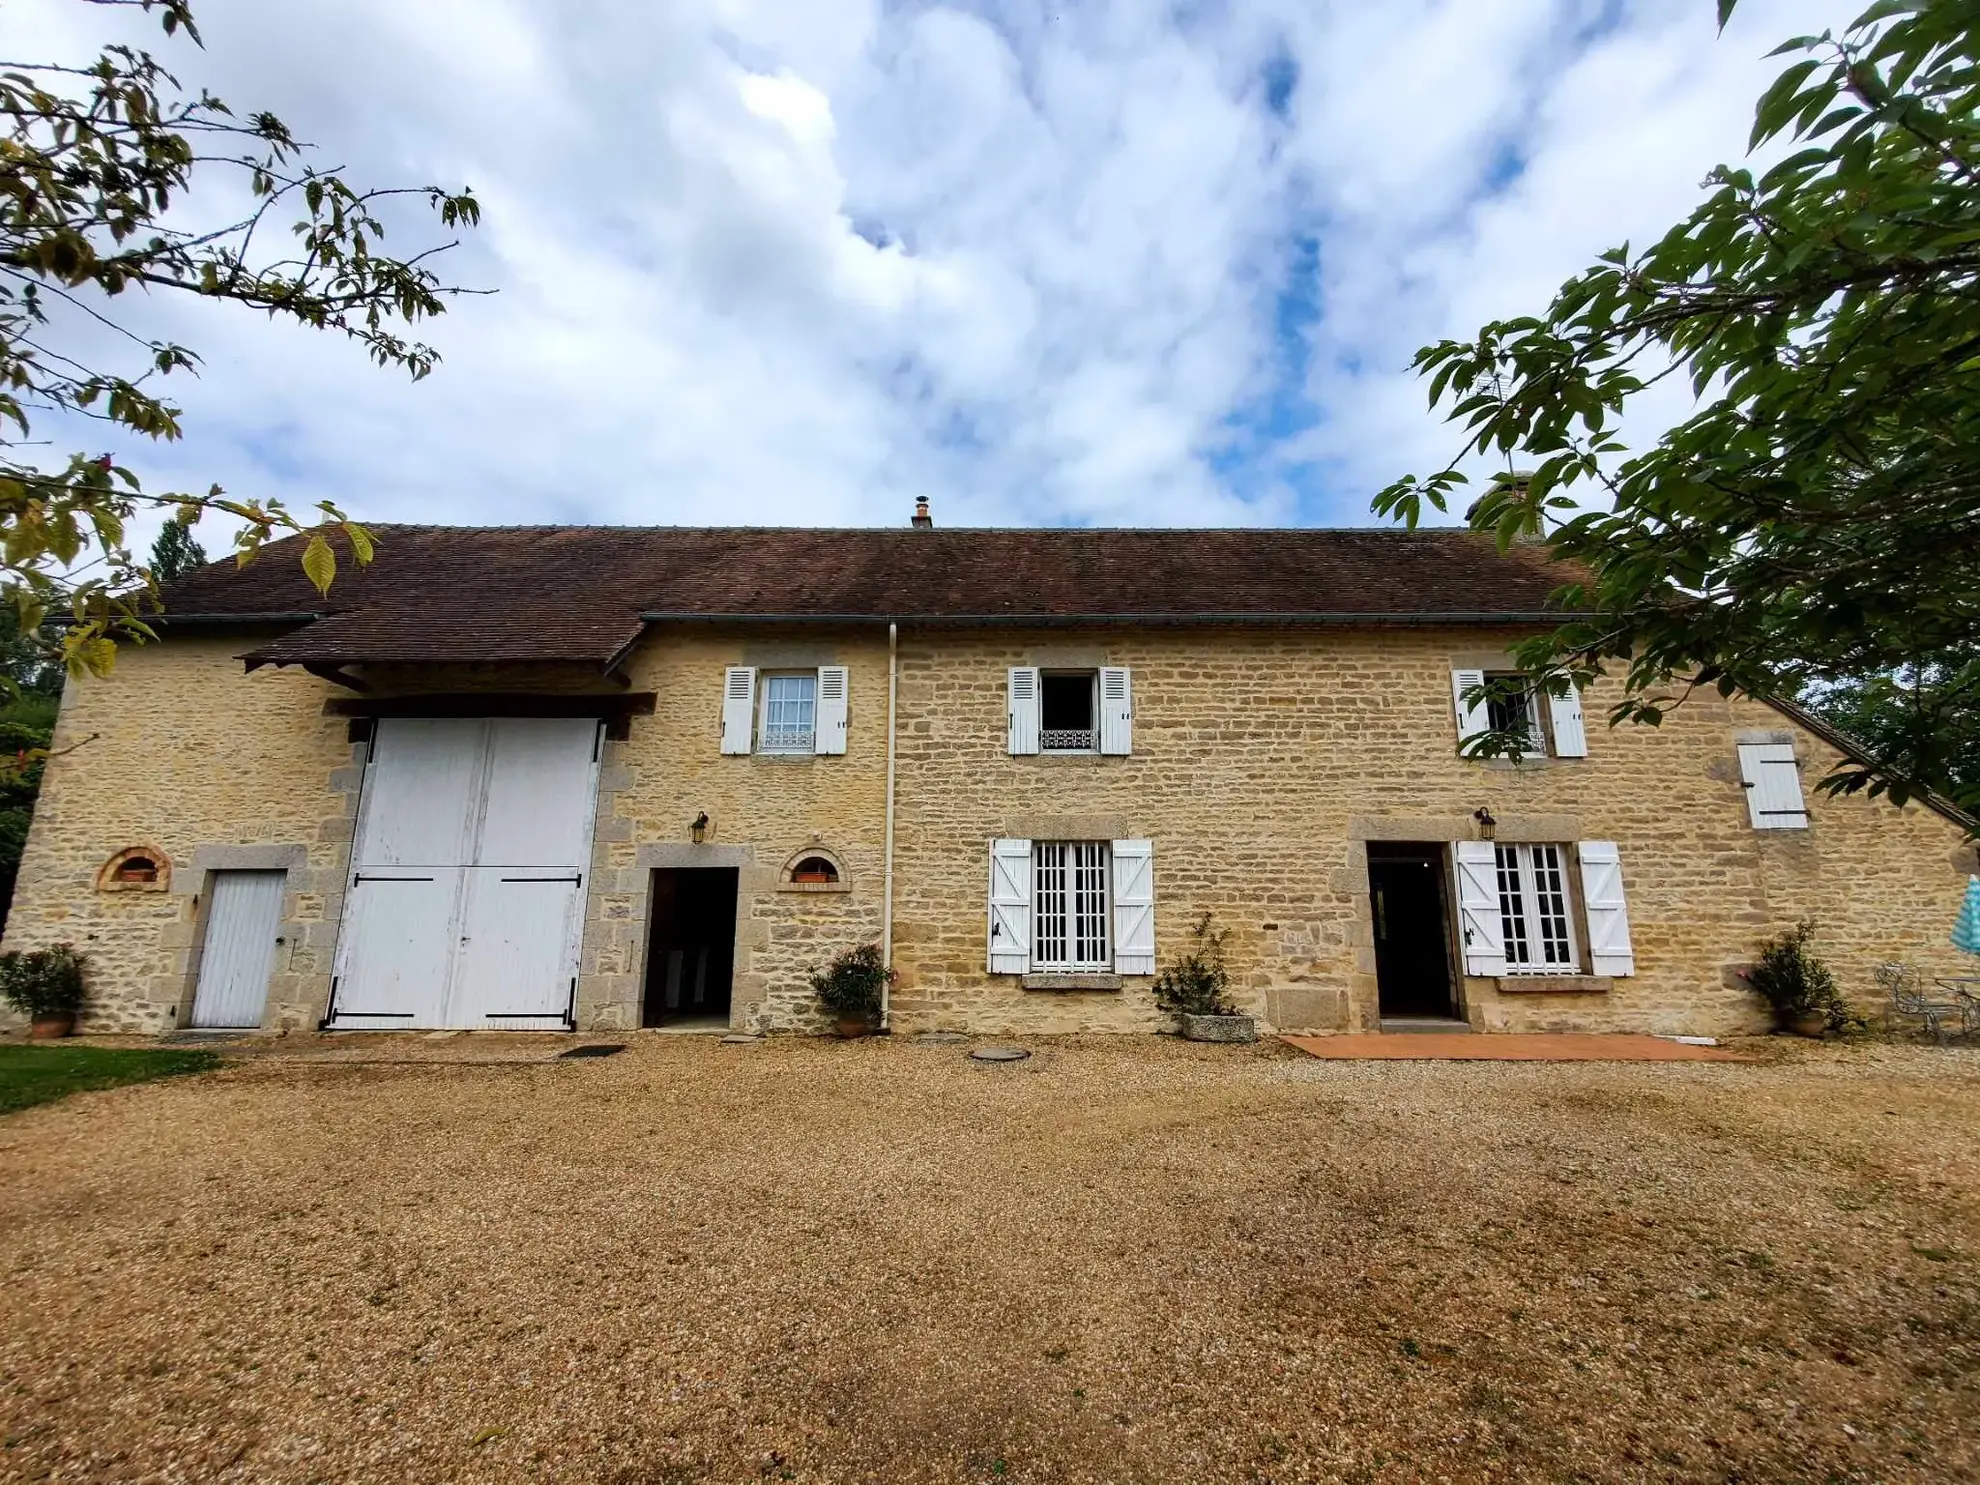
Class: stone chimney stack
912,496,933,529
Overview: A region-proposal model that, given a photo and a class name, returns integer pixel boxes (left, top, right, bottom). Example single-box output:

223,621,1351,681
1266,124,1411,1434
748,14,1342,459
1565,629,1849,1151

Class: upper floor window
720,666,848,756
1452,667,1588,759
760,673,816,753
1041,672,1097,752
1008,666,1133,756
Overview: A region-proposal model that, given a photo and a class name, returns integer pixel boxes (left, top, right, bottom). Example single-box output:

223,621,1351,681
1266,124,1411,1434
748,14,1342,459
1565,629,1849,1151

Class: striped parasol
1956,876,1980,956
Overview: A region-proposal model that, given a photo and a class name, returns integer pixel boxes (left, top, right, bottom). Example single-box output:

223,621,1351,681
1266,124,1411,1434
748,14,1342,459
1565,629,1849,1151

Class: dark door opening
642,868,738,1027
1368,844,1458,1019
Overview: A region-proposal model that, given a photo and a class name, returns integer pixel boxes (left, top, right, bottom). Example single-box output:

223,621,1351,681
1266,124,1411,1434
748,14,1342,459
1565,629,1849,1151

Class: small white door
190,870,286,1029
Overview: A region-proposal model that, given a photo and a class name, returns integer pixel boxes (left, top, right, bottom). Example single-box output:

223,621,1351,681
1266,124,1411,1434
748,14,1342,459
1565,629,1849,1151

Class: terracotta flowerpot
1791,1012,1829,1039
835,1016,871,1040
29,1011,75,1040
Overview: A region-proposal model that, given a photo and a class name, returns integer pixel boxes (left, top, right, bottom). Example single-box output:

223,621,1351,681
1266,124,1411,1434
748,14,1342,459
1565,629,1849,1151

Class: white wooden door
190,870,286,1028
329,870,462,1029
330,718,601,1029
450,871,586,1027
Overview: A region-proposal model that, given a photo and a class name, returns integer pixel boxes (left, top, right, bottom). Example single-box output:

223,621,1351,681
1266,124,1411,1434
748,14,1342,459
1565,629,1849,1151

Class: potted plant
810,942,892,1038
0,944,88,1039
1740,919,1848,1036
1155,913,1255,1043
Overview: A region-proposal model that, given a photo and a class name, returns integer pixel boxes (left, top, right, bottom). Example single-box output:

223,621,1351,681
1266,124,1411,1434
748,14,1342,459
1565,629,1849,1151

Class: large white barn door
329,718,601,1030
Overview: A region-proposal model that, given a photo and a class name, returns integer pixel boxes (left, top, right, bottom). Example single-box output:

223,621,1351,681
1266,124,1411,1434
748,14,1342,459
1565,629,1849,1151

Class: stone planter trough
1181,1013,1257,1044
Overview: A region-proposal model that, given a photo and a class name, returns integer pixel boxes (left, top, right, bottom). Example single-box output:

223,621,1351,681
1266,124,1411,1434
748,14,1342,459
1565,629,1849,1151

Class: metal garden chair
1877,961,1967,1045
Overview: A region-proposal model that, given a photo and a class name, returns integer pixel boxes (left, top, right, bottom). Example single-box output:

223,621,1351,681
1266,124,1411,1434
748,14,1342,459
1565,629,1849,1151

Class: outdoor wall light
1473,807,1498,841
691,812,709,845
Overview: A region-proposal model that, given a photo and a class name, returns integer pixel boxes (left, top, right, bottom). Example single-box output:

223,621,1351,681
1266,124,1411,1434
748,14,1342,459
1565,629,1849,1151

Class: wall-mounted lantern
690,812,709,845
1473,807,1498,842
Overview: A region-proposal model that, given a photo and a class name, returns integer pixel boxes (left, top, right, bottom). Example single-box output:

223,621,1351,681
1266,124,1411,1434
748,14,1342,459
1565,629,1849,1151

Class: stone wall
883,627,1976,1038
4,622,1970,1038
1,635,353,1033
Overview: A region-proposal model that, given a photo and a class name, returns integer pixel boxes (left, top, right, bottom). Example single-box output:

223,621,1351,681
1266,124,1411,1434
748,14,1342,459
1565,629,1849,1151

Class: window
1040,672,1097,752
790,855,838,885
1494,844,1578,973
1483,674,1544,752
759,673,817,753
1451,667,1588,759
1033,841,1110,969
722,666,849,757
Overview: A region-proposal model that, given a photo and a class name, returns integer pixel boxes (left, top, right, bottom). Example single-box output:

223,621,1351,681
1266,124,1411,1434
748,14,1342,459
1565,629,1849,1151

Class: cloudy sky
15,0,1861,536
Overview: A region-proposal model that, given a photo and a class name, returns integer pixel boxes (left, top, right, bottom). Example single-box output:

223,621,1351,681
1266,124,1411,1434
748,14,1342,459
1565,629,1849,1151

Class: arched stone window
97,845,171,893
779,843,850,893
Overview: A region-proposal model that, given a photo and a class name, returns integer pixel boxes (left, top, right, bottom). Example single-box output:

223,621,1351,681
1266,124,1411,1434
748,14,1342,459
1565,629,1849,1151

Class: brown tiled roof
151,525,1586,669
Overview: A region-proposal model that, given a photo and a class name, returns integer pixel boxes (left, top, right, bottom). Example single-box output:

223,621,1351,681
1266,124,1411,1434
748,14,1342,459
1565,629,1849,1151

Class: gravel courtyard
2,1034,1978,1484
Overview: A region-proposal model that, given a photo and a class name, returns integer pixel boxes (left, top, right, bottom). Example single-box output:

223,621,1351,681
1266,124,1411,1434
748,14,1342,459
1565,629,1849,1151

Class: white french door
329,718,601,1029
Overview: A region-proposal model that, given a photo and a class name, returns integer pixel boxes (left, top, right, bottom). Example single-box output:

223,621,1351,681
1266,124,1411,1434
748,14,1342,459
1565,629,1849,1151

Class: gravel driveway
2,1034,1977,1484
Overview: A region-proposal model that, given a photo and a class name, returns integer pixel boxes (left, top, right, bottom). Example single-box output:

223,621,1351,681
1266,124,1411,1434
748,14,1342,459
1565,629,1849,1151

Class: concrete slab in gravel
1282,1032,1756,1061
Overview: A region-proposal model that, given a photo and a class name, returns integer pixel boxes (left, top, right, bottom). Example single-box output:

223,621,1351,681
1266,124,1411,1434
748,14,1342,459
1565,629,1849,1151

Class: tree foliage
147,515,205,586
2,0,480,679
1376,0,1980,822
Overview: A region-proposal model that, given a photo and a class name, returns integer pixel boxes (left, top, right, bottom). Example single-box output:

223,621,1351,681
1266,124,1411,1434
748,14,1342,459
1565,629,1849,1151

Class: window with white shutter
988,838,1032,973
1033,842,1110,969
814,666,849,755
1494,844,1578,973
1737,743,1809,829
1453,669,1585,759
1576,841,1635,976
720,667,757,755
1111,839,1154,973
1451,840,1507,976
759,673,817,753
1007,668,1041,756
1099,668,1133,756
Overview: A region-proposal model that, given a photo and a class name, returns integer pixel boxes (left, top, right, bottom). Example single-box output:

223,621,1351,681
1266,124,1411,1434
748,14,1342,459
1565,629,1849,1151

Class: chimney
911,496,933,529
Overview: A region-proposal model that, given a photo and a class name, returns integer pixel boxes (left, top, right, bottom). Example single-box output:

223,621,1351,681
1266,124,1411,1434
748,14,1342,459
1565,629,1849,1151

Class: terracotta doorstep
1280,1033,1756,1063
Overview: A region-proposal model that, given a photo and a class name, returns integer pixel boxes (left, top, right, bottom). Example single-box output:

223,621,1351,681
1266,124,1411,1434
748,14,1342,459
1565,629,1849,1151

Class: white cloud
4,0,1867,548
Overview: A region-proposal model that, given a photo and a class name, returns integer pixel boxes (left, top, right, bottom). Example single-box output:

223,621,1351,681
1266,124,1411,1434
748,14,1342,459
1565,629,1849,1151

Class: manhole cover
558,1044,625,1060
970,1046,1031,1063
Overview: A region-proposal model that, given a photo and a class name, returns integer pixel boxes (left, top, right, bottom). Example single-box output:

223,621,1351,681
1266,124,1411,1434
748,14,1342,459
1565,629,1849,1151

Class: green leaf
300,533,336,595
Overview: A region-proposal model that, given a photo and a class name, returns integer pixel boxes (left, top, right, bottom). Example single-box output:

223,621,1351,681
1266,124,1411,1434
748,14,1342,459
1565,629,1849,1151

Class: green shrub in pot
0,943,87,1024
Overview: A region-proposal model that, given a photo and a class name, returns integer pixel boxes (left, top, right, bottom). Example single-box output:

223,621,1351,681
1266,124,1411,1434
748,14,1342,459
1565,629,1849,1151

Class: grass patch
0,1045,220,1115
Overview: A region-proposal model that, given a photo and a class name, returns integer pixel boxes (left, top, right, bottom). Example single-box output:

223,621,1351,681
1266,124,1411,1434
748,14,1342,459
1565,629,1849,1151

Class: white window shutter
814,666,849,755
1548,686,1588,757
1099,667,1133,756
988,838,1032,974
1737,743,1808,829
1111,838,1154,973
1007,667,1041,755
1451,840,1506,976
720,667,757,755
1451,668,1488,750
1577,841,1635,976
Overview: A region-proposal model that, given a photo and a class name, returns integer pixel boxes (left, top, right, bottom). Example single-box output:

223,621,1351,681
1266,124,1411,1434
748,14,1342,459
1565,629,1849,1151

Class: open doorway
1367,843,1460,1021
642,868,738,1028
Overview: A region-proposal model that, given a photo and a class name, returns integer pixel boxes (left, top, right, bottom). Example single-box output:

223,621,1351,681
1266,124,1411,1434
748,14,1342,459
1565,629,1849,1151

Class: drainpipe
881,621,899,1030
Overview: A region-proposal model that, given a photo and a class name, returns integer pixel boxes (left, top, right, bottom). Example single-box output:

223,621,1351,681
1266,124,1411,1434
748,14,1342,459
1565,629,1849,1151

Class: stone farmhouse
5,514,1973,1038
